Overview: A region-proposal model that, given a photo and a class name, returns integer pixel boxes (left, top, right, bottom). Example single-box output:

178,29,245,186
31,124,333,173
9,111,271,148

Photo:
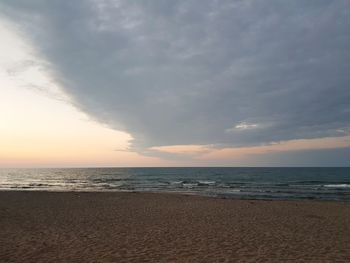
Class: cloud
199,135,350,160
146,135,350,163
1,0,350,154
150,144,213,156
225,122,260,133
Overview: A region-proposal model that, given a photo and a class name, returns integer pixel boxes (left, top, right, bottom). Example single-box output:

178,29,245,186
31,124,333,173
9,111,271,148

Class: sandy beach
0,191,349,262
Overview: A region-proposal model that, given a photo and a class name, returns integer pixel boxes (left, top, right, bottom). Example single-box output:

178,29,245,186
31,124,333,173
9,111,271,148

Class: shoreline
0,189,349,203
1,191,350,262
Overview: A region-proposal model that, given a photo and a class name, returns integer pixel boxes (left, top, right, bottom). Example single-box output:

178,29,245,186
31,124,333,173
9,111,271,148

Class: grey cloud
1,0,350,152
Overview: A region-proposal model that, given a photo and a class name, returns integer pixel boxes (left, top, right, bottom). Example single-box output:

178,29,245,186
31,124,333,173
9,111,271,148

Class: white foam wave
324,184,350,188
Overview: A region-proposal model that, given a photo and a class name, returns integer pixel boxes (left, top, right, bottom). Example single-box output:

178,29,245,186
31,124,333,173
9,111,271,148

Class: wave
198,180,216,186
324,184,350,188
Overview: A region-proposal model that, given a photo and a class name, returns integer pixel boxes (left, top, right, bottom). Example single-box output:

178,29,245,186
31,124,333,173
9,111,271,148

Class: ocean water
0,167,349,201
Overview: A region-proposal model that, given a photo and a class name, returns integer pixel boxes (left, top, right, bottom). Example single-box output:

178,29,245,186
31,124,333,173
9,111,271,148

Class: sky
0,0,350,167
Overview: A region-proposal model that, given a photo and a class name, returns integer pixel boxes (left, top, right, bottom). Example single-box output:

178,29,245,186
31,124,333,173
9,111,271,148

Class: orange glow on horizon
150,135,350,162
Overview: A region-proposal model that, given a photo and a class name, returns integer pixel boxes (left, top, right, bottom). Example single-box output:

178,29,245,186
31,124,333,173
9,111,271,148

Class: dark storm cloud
1,0,350,151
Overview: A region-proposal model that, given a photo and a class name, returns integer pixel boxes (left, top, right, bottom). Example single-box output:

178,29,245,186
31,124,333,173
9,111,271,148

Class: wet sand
0,191,350,262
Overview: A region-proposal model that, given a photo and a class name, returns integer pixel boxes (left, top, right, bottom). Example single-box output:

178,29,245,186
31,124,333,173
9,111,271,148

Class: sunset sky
1,1,350,167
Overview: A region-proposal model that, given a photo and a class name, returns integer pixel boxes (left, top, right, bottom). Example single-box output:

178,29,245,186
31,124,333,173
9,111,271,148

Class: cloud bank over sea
1,0,350,154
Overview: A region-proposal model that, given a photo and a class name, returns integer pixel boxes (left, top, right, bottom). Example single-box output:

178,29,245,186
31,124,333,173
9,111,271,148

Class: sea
0,167,349,201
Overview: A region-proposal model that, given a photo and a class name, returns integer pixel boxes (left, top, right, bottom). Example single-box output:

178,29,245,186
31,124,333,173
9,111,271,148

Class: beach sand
0,191,349,262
